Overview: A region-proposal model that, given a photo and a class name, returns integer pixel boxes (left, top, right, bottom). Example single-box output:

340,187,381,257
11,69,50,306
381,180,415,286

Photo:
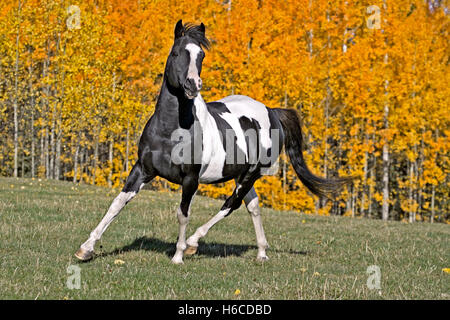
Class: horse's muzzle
184,90,198,99
184,77,202,99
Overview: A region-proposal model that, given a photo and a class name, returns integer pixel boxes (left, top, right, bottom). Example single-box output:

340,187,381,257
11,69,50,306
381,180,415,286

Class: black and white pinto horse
75,21,351,264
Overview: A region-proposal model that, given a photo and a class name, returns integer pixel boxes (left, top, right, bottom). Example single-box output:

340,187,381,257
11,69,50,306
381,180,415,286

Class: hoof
257,255,269,262
184,245,198,256
171,258,184,265
74,248,94,261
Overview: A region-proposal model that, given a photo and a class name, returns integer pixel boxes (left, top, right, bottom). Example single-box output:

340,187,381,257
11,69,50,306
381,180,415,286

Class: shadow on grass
97,236,255,259
95,236,308,260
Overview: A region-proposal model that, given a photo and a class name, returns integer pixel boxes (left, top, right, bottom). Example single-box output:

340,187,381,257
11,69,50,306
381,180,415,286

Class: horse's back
217,94,261,105
214,94,274,130
216,95,268,122
212,94,283,159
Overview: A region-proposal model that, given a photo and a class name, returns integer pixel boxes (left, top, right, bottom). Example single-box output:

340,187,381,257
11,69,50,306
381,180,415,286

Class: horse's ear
174,19,184,39
199,22,206,34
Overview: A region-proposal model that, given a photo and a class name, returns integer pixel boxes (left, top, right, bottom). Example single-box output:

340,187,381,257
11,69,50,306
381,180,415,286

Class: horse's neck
154,78,209,127
154,80,180,114
152,80,183,133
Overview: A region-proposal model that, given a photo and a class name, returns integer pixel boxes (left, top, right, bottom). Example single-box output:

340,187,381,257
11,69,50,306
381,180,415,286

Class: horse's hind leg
243,187,269,261
75,162,152,261
185,173,260,256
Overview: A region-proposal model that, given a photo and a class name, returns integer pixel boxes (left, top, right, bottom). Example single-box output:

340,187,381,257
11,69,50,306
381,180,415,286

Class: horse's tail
273,108,353,199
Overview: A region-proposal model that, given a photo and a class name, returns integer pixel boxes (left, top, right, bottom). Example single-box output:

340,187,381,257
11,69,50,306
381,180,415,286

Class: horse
75,20,352,264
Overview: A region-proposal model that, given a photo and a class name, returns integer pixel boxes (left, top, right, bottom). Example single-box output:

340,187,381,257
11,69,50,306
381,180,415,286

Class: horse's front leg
75,162,153,261
171,175,198,264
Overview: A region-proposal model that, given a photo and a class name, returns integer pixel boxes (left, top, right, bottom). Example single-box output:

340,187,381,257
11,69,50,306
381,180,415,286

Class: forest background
0,0,448,223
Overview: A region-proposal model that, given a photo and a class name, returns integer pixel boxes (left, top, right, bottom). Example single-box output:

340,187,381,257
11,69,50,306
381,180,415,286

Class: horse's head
165,20,210,99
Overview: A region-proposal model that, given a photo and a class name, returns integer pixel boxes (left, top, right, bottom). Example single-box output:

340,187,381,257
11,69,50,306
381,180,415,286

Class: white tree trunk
108,138,113,187
73,142,79,183
125,121,129,174
381,51,390,221
430,185,435,223
28,46,35,178
408,160,415,223
13,0,22,178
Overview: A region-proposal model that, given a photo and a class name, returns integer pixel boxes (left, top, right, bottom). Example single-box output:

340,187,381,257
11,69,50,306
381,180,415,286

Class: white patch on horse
194,95,226,183
218,95,272,150
219,112,248,161
185,43,202,89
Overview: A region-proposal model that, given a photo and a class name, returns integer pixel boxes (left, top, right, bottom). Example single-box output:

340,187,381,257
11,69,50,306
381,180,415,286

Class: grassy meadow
0,177,448,299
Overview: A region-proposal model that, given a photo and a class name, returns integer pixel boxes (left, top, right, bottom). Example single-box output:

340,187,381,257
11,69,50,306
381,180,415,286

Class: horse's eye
172,51,178,57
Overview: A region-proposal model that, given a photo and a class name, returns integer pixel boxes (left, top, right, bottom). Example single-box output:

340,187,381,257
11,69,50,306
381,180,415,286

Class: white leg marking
186,208,230,248
172,191,196,264
80,191,136,253
171,207,189,264
244,187,269,260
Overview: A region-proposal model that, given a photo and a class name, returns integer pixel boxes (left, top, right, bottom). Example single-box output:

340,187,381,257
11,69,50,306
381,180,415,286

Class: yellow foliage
0,0,448,222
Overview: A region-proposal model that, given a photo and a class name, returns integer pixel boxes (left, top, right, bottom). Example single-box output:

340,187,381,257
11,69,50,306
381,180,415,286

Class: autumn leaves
0,0,447,222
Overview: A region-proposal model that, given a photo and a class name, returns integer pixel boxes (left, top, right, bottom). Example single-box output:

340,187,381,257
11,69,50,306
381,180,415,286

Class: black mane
183,23,211,50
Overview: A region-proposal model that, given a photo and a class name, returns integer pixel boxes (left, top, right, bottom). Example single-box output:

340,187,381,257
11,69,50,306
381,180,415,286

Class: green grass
0,177,449,300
